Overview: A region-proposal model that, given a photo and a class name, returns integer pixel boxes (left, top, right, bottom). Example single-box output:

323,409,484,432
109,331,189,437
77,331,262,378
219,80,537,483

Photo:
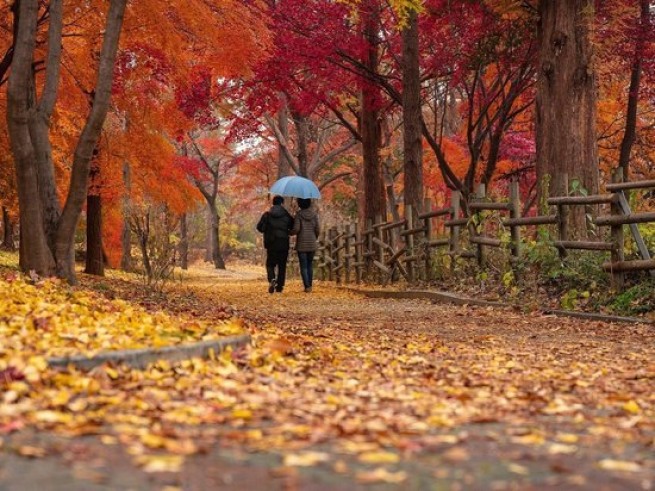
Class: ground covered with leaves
1,255,654,490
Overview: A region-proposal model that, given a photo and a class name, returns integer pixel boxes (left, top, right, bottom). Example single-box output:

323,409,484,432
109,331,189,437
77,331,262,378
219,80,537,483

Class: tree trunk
402,8,423,212
536,0,599,234
29,0,63,252
209,204,225,269
84,159,104,276
137,214,152,281
618,0,649,181
120,161,132,271
53,0,127,284
292,111,309,177
360,2,385,224
2,207,14,250
179,213,188,270
205,208,212,262
277,93,293,179
6,0,55,276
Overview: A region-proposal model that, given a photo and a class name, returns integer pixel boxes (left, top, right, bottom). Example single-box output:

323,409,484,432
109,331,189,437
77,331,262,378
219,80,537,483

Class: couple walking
256,195,320,294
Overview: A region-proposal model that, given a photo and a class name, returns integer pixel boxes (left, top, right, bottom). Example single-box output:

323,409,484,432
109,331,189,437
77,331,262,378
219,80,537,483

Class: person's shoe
304,287,312,293
268,279,276,294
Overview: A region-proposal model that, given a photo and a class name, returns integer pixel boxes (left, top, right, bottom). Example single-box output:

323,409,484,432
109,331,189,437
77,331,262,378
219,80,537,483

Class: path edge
342,287,654,325
48,334,252,371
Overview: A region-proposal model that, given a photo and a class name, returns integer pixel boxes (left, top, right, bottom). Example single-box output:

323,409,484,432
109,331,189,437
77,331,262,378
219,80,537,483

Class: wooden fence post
375,214,384,285
475,184,486,267
335,225,343,285
365,218,373,282
509,179,521,261
328,227,335,282
610,171,625,290
354,221,362,284
556,174,569,259
317,230,326,281
423,197,433,281
450,190,461,273
344,223,352,284
405,204,415,283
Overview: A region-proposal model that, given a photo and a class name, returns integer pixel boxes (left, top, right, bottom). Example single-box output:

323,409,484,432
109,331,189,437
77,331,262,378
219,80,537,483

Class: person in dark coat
256,195,294,293
291,198,320,293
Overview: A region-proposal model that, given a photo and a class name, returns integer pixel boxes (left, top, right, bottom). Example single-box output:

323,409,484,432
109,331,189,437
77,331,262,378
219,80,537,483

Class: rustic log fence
315,178,655,291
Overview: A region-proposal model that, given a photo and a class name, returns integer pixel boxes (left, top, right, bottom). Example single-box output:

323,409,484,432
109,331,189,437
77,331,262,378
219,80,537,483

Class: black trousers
266,248,289,291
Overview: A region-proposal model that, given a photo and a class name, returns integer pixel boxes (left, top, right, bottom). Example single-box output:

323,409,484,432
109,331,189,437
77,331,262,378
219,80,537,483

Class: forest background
0,0,654,307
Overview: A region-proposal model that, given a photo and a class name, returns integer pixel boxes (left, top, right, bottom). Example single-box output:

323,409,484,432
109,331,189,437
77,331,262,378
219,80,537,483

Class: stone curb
47,334,252,371
343,287,654,325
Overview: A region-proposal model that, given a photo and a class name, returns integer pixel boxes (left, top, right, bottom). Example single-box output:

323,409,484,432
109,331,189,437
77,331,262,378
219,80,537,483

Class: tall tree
84,156,104,276
617,0,652,180
402,8,423,211
360,0,385,222
7,0,127,283
535,0,599,203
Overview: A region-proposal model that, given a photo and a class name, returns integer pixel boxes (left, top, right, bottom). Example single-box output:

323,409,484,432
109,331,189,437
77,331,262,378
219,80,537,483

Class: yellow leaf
548,444,577,455
356,468,408,484
105,367,119,380
623,400,640,414
34,410,73,424
556,433,579,444
598,459,642,473
141,433,167,449
283,452,330,467
231,408,253,420
137,454,184,473
358,451,400,464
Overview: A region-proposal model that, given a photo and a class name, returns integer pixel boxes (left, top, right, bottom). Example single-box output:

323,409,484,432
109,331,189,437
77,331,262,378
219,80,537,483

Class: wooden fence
315,178,655,290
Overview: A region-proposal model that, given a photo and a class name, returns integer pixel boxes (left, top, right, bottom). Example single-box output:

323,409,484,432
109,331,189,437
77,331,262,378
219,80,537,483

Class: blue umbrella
269,175,321,199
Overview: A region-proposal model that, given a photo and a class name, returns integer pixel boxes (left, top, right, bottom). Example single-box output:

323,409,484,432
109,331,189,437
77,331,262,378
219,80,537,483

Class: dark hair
272,195,284,206
297,198,311,210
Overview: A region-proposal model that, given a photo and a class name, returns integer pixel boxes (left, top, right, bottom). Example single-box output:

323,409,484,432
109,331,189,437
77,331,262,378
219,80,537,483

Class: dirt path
2,270,654,490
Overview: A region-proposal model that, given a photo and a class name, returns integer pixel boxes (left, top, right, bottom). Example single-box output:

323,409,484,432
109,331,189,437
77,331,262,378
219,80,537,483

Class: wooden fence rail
315,178,655,291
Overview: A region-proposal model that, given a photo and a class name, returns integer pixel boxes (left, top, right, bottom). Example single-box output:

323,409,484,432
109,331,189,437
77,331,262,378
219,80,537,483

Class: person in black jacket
256,195,294,293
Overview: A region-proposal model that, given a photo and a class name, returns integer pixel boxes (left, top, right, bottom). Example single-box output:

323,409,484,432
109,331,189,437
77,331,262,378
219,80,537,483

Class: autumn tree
177,133,243,270
6,0,127,283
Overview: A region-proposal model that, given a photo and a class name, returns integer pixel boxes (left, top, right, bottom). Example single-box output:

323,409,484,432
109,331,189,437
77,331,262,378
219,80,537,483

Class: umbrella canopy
269,176,321,199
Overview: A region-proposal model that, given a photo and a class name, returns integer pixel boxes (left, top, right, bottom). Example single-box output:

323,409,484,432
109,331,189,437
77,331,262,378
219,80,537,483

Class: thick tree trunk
29,0,63,251
120,161,132,271
6,0,55,275
84,160,104,276
208,204,225,269
536,0,599,234
179,213,188,270
360,2,385,223
54,0,127,283
402,9,423,212
2,207,14,250
618,0,649,181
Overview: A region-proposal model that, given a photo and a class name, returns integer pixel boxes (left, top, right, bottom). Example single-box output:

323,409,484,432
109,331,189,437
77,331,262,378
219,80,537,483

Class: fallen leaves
0,256,654,486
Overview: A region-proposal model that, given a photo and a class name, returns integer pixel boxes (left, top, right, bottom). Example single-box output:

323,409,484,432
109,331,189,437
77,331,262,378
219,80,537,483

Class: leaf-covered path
1,267,654,490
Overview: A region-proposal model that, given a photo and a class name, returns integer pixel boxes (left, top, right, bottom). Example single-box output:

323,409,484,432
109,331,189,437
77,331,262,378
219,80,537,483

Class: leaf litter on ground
0,254,654,485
